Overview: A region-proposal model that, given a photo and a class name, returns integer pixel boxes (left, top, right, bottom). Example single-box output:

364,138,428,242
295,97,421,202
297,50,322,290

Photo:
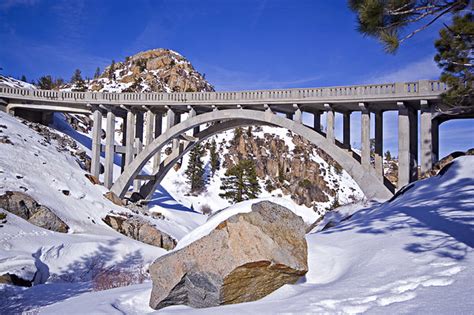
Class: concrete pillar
90,107,102,178
397,102,410,188
120,117,127,173
104,110,115,189
125,109,136,166
145,109,155,147
293,104,302,123
188,106,199,135
420,100,433,174
432,118,439,163
166,107,179,150
133,138,143,192
360,103,371,169
153,112,163,171
374,110,384,180
313,111,321,131
325,104,335,143
343,111,351,149
409,106,418,181
135,111,144,144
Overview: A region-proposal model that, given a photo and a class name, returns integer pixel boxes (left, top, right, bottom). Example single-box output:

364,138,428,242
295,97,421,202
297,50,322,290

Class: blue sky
0,0,472,157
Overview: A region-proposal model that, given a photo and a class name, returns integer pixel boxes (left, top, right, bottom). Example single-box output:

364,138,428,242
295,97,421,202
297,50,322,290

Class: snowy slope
37,156,474,314
0,75,36,89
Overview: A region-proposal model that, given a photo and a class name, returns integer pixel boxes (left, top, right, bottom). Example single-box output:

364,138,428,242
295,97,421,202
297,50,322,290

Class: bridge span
0,80,450,201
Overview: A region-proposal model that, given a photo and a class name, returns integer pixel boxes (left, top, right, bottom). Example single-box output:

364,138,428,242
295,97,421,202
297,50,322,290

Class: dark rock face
149,201,308,310
103,214,176,250
0,191,69,233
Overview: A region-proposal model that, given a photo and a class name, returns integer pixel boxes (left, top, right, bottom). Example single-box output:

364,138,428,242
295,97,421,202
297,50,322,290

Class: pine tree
108,60,116,80
71,69,87,92
20,75,27,82
209,139,220,176
434,13,473,108
220,159,261,203
37,75,53,90
94,67,101,79
385,150,392,161
185,144,205,194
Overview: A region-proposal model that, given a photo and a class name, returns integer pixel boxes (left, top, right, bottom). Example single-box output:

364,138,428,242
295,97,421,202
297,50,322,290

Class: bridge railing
0,80,446,104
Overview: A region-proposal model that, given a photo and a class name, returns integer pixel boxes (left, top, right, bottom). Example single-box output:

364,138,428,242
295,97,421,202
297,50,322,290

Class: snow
0,75,36,89
33,156,474,314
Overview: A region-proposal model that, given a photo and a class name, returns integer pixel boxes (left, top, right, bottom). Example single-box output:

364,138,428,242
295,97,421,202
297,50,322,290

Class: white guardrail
0,80,447,104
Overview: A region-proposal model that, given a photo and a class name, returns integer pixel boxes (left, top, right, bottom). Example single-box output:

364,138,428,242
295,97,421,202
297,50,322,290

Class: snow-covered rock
149,201,308,310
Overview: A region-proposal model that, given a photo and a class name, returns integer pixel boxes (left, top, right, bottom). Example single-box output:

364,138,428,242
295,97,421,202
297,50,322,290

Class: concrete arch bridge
0,80,460,202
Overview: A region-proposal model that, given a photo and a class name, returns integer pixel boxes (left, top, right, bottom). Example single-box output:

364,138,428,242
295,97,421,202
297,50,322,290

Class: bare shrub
92,265,148,291
201,204,212,215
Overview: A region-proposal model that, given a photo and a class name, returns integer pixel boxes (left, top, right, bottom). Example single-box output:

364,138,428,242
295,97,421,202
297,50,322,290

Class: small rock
104,191,125,206
85,174,100,185
62,190,70,196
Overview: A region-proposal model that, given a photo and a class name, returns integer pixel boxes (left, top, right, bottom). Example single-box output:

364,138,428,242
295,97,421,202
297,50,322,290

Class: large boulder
0,191,69,233
103,213,177,250
149,201,308,310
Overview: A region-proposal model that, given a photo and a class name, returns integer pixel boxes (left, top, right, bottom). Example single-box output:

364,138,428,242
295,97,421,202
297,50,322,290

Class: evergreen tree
37,75,53,90
434,13,473,108
385,150,392,161
71,69,87,92
185,144,205,194
220,159,261,203
20,75,27,82
209,139,220,176
108,60,116,80
231,127,243,145
349,0,472,109
349,0,469,53
71,69,83,84
94,67,101,79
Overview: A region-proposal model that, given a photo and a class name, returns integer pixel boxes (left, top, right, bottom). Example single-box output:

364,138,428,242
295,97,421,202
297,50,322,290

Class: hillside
32,155,474,314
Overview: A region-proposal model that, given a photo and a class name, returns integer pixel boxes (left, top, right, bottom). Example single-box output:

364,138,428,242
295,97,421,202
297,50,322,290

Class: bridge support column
374,110,384,180
125,109,136,166
104,110,115,189
343,111,351,149
397,102,418,188
166,107,179,150
91,107,102,178
145,109,155,148
432,118,439,163
420,100,435,174
360,103,371,169
313,110,321,132
293,104,302,123
153,112,163,171
133,112,144,192
188,106,199,135
325,104,335,143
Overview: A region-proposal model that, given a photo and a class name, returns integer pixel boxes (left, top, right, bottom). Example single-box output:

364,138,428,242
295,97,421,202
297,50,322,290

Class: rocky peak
88,48,214,93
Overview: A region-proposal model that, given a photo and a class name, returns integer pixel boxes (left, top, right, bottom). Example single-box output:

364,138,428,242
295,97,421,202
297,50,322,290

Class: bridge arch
110,109,394,200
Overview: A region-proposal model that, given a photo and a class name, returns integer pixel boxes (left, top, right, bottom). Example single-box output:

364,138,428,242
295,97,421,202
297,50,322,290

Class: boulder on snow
103,191,125,206
149,201,308,310
103,214,176,250
0,191,69,233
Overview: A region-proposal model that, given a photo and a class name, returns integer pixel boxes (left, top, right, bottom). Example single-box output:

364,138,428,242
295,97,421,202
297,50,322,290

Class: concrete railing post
325,103,335,143
374,110,384,180
359,103,371,169
104,109,116,189
91,106,102,179
343,111,351,149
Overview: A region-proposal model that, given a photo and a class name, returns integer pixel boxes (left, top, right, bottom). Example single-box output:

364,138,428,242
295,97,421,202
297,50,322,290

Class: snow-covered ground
26,156,474,314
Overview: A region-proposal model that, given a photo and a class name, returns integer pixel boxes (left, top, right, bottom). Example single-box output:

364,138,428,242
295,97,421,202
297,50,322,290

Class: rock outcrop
85,48,214,93
103,213,176,250
149,201,308,310
0,191,69,233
